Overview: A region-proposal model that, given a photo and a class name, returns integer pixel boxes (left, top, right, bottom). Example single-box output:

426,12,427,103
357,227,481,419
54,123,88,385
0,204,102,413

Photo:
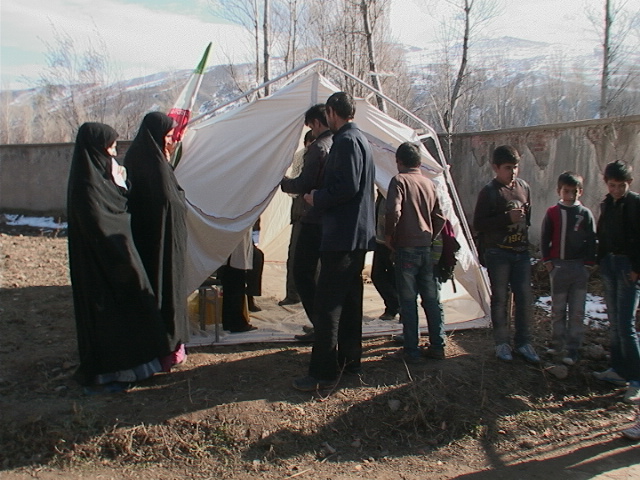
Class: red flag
168,43,212,142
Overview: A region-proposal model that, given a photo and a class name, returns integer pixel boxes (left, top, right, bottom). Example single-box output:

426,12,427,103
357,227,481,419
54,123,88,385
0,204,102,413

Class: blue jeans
599,254,640,382
484,248,533,347
394,246,444,358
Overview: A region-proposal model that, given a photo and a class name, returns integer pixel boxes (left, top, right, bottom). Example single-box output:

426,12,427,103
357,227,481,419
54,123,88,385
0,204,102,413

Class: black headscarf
67,122,170,386
124,112,189,349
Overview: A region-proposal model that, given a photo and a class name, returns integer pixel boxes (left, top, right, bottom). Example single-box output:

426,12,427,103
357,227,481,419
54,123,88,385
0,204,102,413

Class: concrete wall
2,116,640,249
0,141,131,217
448,115,640,250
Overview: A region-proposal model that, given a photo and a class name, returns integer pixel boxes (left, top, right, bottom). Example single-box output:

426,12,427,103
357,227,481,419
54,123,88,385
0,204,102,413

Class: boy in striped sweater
540,171,597,366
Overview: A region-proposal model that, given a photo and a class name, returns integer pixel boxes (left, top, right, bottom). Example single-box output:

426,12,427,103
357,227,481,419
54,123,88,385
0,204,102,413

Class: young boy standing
540,172,597,366
593,160,640,405
473,145,539,363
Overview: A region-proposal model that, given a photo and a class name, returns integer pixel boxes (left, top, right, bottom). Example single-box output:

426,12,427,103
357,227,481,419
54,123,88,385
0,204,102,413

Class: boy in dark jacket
593,161,640,405
473,145,539,364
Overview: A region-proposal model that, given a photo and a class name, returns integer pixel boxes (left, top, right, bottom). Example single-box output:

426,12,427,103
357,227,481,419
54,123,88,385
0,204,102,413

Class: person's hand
586,264,597,275
303,190,316,206
508,208,525,224
544,261,553,273
385,235,395,252
631,270,639,283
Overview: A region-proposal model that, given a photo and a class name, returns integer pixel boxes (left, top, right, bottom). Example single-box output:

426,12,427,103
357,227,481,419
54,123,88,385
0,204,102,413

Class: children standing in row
540,172,597,366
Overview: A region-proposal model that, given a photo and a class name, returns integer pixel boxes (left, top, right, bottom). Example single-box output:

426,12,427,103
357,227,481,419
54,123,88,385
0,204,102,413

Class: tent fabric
176,71,490,343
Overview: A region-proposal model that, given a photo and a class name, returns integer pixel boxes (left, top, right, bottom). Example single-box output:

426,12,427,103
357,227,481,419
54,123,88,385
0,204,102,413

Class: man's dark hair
303,129,315,146
325,92,356,120
304,104,328,127
396,142,421,168
557,171,583,190
604,160,633,182
492,145,520,166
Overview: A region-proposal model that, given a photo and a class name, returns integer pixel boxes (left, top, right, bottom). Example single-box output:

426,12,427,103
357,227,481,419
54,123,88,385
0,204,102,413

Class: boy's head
557,171,583,204
603,160,633,201
492,145,520,186
396,142,421,169
304,104,328,139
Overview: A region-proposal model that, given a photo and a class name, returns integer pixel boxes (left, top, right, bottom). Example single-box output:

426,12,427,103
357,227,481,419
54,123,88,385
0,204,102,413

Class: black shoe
292,375,336,391
386,348,422,364
247,296,262,312
228,324,257,333
422,346,445,360
343,365,363,375
379,311,398,321
278,297,300,306
294,331,315,342
248,303,262,312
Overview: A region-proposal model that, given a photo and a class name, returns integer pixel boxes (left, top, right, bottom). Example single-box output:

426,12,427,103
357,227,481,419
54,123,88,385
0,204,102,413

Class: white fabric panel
176,71,490,336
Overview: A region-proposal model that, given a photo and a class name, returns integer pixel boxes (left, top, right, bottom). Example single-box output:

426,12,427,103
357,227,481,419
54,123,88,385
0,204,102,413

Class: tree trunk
361,0,386,112
263,0,270,96
600,0,611,118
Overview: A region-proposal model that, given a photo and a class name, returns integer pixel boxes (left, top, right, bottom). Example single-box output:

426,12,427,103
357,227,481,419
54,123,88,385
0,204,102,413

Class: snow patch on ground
4,214,67,229
536,293,608,329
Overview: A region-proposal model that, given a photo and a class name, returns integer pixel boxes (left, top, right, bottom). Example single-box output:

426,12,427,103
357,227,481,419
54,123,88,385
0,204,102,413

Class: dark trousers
221,265,250,332
246,244,264,297
309,249,367,380
371,242,399,314
284,221,302,301
293,222,322,322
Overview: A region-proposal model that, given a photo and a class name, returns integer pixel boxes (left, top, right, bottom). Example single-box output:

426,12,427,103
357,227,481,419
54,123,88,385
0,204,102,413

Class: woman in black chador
68,123,171,391
124,112,189,368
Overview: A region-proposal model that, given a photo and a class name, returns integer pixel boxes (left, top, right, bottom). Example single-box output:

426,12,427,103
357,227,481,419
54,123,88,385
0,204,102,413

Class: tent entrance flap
176,62,490,346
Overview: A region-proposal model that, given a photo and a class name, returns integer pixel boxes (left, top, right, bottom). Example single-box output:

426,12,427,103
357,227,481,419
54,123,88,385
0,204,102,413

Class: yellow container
188,286,223,326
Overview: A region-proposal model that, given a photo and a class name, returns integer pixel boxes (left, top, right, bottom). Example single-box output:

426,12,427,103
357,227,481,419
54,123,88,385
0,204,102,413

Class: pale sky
0,0,610,89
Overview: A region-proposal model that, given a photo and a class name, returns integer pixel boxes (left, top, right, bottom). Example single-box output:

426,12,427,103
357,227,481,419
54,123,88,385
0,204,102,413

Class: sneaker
294,331,315,342
593,368,628,387
422,346,446,360
495,343,513,362
623,382,640,404
622,417,640,441
379,311,398,321
278,297,300,306
386,348,422,365
562,350,579,366
515,344,541,364
391,334,404,345
292,375,336,392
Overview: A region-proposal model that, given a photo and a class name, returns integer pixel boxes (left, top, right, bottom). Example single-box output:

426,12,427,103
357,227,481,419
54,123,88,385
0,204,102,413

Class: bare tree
263,0,271,96
588,0,640,118
210,0,267,93
416,0,498,141
35,25,118,141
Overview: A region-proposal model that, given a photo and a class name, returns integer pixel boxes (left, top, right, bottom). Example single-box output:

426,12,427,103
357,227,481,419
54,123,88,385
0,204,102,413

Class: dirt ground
1,221,639,479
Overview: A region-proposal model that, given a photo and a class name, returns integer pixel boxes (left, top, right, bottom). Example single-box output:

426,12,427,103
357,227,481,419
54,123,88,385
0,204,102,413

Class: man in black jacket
281,105,333,341
293,92,376,391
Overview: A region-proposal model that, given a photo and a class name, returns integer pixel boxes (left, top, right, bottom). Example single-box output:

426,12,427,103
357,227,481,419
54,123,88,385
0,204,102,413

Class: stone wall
2,116,639,249
448,115,640,250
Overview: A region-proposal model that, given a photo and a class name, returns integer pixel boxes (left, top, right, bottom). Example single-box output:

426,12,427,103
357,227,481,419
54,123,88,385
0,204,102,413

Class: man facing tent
293,92,376,392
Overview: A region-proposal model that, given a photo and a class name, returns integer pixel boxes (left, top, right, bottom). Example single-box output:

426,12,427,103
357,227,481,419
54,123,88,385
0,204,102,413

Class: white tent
176,62,490,345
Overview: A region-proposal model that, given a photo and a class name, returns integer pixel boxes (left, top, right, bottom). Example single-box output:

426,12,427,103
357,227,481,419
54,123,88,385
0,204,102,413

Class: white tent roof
176,70,490,343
